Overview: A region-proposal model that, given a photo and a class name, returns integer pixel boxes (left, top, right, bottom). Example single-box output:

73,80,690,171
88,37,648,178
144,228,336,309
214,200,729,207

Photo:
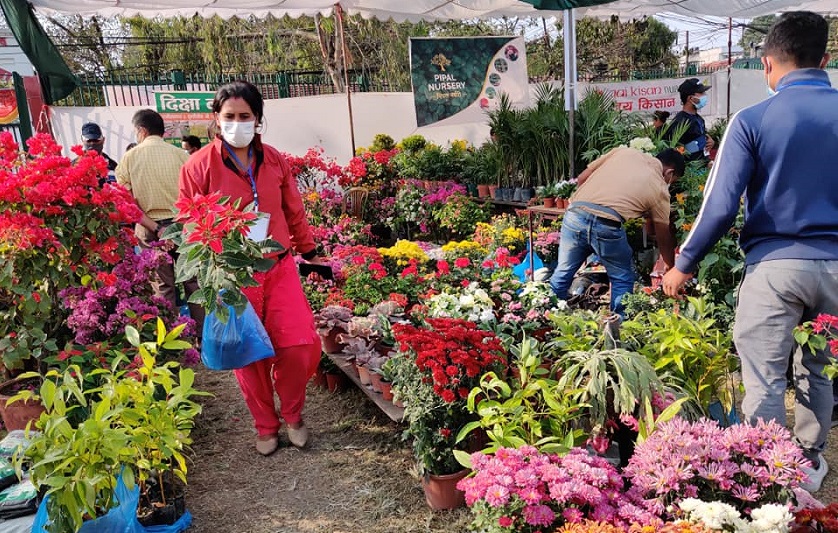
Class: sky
659,13,747,51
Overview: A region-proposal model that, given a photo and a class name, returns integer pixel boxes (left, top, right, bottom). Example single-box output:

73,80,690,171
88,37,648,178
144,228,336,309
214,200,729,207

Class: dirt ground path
185,369,471,533
185,369,838,533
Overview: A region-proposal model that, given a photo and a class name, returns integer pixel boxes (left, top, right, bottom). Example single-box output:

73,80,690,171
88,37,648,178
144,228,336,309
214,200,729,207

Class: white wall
50,69,838,165
0,29,34,75
51,92,492,165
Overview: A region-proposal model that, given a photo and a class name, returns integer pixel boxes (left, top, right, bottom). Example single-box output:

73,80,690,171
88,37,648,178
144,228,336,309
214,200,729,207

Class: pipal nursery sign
410,37,529,127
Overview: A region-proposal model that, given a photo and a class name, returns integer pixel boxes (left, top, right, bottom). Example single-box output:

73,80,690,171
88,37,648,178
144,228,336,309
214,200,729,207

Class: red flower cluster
393,317,506,403
174,192,258,254
810,313,838,356
0,212,59,252
794,503,838,532
282,147,345,182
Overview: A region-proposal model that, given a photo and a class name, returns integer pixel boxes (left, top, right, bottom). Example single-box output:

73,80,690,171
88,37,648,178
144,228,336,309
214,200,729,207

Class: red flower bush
0,133,142,369
393,317,506,402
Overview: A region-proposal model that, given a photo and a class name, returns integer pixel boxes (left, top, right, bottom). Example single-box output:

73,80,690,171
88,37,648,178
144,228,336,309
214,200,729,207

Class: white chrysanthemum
746,504,792,533
629,136,657,153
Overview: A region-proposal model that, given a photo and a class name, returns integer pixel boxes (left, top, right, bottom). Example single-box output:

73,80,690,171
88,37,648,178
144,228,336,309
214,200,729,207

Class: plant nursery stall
4,1,838,532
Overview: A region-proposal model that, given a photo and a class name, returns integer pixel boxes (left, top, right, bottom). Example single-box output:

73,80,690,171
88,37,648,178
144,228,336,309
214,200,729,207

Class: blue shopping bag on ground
513,243,545,283
201,301,275,370
33,475,144,533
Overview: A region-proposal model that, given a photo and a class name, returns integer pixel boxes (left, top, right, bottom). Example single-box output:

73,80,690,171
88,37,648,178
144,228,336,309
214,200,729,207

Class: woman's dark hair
212,80,264,123
653,110,670,123
763,11,828,68
132,109,165,137
656,148,686,178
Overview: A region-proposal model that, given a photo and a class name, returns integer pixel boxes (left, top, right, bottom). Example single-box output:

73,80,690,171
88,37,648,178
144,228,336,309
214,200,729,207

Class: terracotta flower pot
320,328,346,354
422,469,469,510
368,371,383,393
325,372,347,393
380,381,394,401
477,184,490,198
543,197,556,208
487,185,498,199
357,365,372,387
0,377,45,431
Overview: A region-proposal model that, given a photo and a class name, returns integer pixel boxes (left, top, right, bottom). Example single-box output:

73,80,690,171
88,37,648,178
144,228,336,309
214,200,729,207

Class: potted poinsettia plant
163,191,283,322
392,318,506,510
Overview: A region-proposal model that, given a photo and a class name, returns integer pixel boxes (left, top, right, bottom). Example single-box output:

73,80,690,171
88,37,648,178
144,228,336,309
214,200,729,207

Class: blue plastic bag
32,475,143,533
513,242,545,283
143,510,191,533
201,301,275,370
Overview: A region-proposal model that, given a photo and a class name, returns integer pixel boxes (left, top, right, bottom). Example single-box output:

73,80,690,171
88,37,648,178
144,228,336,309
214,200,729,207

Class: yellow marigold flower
675,193,686,205
698,184,705,192
681,223,693,231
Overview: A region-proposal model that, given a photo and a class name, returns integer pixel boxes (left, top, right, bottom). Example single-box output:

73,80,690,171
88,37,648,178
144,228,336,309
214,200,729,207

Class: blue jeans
549,209,635,315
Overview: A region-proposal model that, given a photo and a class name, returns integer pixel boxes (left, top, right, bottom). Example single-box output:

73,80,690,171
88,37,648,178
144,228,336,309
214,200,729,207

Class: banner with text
153,91,215,145
410,36,528,127
582,78,682,116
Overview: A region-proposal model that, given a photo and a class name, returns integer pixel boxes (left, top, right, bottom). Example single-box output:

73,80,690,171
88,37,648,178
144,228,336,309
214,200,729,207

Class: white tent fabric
24,0,838,20
25,0,571,21
579,0,838,19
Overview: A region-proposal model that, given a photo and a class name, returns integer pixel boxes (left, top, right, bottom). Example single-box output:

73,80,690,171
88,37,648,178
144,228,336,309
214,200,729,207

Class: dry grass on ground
185,369,471,533
186,371,838,533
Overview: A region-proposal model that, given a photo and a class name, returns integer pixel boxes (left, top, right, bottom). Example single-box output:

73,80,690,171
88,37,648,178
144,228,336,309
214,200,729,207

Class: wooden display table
526,205,566,221
326,353,404,422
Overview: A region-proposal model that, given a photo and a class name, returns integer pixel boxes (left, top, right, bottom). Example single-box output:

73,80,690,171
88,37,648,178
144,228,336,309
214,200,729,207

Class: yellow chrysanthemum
378,240,429,264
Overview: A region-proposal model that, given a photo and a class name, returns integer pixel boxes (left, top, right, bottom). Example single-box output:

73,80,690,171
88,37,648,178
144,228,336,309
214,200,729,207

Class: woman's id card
246,213,271,242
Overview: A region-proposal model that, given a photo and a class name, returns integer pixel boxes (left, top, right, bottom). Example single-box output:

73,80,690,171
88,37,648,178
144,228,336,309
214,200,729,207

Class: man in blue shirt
667,78,712,164
663,11,838,493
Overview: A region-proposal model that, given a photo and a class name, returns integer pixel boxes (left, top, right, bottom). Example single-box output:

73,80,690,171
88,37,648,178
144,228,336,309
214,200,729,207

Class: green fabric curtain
0,0,78,104
521,0,617,9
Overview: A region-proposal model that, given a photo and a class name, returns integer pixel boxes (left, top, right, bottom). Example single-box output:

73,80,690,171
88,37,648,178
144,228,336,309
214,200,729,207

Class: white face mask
219,120,255,148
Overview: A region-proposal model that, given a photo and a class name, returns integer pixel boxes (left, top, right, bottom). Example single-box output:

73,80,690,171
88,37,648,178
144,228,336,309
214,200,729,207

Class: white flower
629,136,657,153
680,499,746,532
745,504,792,533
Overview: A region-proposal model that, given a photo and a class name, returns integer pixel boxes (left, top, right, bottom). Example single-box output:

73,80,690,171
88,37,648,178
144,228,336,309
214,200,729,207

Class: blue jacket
676,69,838,273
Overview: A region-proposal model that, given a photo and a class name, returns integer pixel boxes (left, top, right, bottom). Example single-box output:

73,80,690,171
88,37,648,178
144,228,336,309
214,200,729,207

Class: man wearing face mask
115,109,189,306
77,122,118,185
663,11,838,493
666,78,713,164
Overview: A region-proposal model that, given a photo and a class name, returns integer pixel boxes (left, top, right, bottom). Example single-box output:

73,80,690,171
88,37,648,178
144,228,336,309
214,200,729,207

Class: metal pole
563,9,577,180
336,4,357,157
685,31,690,73
727,17,733,119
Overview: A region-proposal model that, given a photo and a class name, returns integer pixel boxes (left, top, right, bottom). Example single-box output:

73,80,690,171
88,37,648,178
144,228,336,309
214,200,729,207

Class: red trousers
233,255,320,436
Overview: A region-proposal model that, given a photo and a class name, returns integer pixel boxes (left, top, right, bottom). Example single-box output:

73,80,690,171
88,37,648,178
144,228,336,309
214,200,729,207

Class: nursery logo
431,53,451,72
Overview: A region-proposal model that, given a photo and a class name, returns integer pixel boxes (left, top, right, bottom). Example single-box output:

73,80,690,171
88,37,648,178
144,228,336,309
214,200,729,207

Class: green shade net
0,0,78,104
521,0,618,8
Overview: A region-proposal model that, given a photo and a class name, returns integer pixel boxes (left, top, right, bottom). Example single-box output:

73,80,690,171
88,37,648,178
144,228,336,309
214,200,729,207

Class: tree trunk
315,13,344,93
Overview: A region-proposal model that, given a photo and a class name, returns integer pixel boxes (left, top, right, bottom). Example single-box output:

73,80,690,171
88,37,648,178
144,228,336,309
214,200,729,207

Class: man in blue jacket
663,11,838,493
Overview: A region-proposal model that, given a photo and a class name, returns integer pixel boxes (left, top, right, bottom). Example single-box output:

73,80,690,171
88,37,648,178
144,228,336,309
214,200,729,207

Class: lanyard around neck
223,142,258,210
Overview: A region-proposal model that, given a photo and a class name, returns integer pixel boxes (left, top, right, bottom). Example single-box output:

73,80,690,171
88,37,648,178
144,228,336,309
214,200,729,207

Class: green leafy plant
556,347,665,440
12,320,207,533
433,193,491,240
455,338,584,459
621,296,738,419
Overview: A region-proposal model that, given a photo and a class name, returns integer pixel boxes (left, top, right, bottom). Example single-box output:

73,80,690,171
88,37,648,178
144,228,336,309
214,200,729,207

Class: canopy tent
18,0,838,20
580,0,838,19
19,0,609,21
